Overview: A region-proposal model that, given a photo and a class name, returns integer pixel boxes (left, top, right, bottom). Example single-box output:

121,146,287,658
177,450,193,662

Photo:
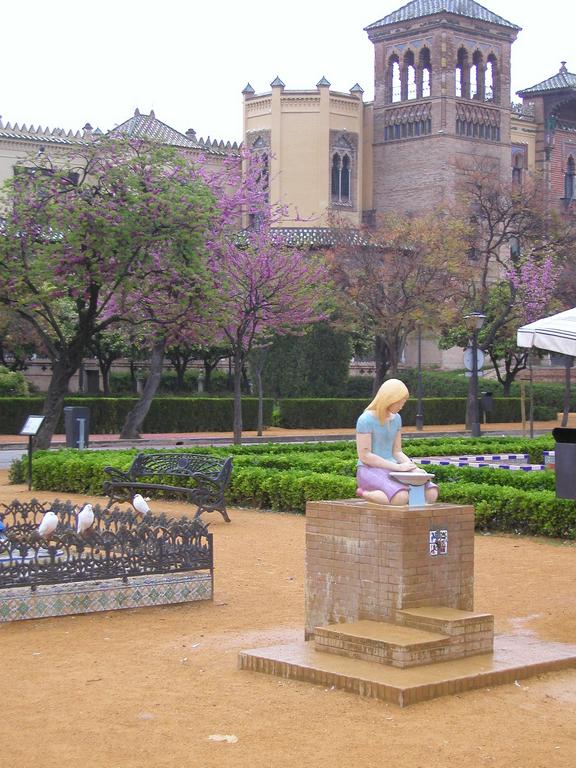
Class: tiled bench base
0,571,212,622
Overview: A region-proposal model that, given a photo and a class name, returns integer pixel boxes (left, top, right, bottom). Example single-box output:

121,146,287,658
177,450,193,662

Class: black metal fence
0,499,213,590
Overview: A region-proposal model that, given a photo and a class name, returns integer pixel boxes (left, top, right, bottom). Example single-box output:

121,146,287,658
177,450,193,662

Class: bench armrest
103,466,132,483
190,471,220,488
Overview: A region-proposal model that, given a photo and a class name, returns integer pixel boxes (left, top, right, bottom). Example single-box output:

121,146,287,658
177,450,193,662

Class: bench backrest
129,453,232,483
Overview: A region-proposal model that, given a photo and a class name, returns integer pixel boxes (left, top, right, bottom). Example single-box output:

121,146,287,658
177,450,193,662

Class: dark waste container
552,427,576,499
64,406,90,449
85,369,100,395
480,391,493,413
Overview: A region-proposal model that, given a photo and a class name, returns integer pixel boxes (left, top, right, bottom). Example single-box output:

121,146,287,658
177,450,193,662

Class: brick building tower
517,63,576,214
365,0,520,216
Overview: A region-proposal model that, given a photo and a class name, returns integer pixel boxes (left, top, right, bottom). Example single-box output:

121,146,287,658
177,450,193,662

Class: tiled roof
0,111,241,155
365,0,520,31
111,110,199,148
110,110,240,155
517,63,576,96
270,227,369,248
0,120,90,144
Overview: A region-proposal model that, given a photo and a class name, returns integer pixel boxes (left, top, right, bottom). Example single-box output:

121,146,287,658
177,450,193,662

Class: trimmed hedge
109,370,232,395
8,435,573,539
277,397,549,428
0,397,274,434
0,368,28,396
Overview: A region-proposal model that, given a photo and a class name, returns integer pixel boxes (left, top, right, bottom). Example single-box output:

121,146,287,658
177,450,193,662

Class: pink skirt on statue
356,465,437,501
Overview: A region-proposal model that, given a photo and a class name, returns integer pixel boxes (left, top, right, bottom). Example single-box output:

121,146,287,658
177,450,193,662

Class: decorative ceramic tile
0,570,212,622
429,529,448,556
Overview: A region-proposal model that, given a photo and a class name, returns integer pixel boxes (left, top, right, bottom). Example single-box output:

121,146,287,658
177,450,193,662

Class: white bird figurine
132,494,150,516
76,503,95,536
38,510,58,539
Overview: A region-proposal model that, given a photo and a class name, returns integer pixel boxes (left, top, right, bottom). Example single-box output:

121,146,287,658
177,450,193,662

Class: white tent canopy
517,307,576,357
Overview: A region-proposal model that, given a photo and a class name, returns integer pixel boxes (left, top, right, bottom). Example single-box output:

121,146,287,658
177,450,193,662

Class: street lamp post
415,325,424,430
465,312,486,438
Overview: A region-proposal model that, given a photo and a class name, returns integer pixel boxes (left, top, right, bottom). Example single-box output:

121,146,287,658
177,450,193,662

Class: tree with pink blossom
211,219,330,443
0,138,216,448
441,164,575,398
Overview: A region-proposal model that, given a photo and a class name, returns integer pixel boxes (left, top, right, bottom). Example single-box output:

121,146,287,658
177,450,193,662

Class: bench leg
194,506,231,523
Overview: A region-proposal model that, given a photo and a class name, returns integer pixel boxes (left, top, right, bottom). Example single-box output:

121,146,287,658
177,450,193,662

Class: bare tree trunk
373,334,390,395
129,360,138,393
120,337,166,439
100,360,113,395
251,347,270,437
35,359,74,450
232,348,244,445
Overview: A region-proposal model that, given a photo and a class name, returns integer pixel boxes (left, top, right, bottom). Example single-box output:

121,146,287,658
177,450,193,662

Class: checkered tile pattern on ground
414,454,546,471
0,570,212,623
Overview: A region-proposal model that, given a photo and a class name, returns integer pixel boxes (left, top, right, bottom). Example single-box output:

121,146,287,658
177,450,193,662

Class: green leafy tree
442,164,573,398
328,212,470,390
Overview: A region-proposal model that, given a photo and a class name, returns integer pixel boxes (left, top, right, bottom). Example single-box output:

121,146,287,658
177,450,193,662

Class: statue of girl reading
356,378,438,505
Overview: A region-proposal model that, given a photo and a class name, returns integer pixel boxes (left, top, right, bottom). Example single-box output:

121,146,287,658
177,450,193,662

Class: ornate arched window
330,134,355,205
331,152,352,204
471,51,484,100
456,47,469,99
565,156,575,200
251,135,269,192
512,152,524,187
388,54,401,103
486,54,499,103
331,153,341,199
341,155,351,200
404,50,416,100
248,134,269,228
420,47,432,98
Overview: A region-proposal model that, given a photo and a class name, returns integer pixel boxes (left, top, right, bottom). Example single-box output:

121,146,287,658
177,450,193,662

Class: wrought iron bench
102,453,233,522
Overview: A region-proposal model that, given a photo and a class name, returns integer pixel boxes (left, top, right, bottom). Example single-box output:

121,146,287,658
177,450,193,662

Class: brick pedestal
240,498,576,705
305,500,475,638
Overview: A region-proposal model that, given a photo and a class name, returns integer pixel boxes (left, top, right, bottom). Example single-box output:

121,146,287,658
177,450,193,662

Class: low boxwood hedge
8,435,574,539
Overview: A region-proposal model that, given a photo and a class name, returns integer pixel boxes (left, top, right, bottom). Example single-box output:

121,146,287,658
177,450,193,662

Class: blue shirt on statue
356,411,401,466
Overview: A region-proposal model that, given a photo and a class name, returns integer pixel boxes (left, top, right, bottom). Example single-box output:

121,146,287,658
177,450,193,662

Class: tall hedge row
276,396,552,428
0,397,274,434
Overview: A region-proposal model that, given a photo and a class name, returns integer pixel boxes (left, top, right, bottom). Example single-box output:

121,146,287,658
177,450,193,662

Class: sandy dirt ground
0,470,575,768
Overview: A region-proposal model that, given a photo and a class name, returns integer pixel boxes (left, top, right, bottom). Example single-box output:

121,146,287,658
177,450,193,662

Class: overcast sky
2,1,573,142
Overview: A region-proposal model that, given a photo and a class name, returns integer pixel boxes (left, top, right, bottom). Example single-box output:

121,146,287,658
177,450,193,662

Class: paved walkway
0,421,559,451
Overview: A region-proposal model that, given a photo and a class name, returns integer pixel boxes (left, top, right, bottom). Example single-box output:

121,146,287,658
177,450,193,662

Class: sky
2,1,574,142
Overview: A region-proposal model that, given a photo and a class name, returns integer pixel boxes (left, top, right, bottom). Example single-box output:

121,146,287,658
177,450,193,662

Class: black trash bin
480,391,493,414
552,427,576,499
64,406,90,449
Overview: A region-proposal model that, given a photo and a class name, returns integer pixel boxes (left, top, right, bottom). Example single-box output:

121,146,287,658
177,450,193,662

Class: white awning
517,307,576,357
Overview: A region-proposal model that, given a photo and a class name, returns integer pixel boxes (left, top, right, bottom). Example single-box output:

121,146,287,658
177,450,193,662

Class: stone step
395,606,494,656
239,633,576,707
314,620,453,668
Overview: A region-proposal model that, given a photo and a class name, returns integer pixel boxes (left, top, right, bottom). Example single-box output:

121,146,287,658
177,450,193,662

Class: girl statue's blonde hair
365,378,409,425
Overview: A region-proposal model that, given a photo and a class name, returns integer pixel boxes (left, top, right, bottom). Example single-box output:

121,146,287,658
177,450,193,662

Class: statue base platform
240,499,576,705
239,633,576,707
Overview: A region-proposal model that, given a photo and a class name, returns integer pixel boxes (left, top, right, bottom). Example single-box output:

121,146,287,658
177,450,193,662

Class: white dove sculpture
132,494,150,516
76,503,95,535
38,510,58,539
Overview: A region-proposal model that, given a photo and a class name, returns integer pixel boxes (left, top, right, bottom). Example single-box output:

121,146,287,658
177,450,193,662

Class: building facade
1,0,575,381
242,0,575,228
